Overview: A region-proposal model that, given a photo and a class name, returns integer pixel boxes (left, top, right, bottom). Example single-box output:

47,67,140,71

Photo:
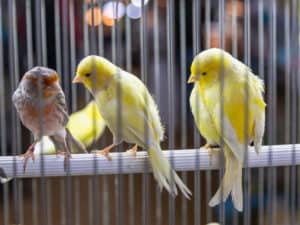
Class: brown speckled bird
12,66,87,172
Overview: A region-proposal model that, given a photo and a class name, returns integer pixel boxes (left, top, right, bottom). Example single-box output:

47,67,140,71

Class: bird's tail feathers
65,128,87,153
209,147,243,211
148,146,192,199
231,164,243,211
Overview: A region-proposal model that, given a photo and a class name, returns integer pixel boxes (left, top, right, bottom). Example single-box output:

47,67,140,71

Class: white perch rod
0,144,299,179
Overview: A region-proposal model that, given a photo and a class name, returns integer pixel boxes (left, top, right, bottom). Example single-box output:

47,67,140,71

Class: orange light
85,7,102,26
226,1,244,17
102,14,114,27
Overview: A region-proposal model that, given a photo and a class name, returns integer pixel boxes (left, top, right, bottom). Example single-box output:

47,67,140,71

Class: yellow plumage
34,101,106,155
67,101,105,147
73,55,191,198
188,48,266,211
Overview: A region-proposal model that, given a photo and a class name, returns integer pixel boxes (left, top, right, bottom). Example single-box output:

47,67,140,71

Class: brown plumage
12,66,86,172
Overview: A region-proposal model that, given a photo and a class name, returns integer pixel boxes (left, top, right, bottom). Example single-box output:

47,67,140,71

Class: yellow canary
188,48,266,211
34,101,106,155
73,55,191,198
66,101,105,148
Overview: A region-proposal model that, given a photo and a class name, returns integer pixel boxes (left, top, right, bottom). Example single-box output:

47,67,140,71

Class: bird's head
22,66,61,98
73,55,117,93
188,48,231,86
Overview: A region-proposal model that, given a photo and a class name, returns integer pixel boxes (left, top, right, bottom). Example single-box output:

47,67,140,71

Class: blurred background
0,0,300,224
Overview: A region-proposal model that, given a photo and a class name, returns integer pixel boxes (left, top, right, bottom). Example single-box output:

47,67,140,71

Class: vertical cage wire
192,1,201,224
218,0,226,223
43,0,53,223
166,0,175,225
266,1,277,224
91,1,101,225
0,1,300,225
59,0,67,218
35,0,48,223
25,1,39,223
283,1,291,224
291,0,299,224
243,0,251,224
125,3,135,225
179,0,188,225
297,0,300,222
140,1,150,225
153,1,162,225
0,1,9,224
257,1,265,225
231,1,239,224
204,1,212,223
8,1,22,224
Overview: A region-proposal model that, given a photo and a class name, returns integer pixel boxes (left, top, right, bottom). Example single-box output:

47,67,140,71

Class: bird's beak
187,74,197,83
72,75,82,83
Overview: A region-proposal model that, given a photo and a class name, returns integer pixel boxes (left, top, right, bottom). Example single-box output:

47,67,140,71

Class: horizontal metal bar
0,144,299,179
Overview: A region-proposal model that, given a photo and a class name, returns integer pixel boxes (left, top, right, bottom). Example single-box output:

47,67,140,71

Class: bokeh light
103,1,125,19
126,4,141,19
131,0,150,7
102,15,114,27
85,7,102,26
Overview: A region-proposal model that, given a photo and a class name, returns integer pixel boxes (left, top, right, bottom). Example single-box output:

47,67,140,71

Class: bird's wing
251,76,266,154
211,104,245,162
253,106,265,154
121,71,164,142
209,82,253,162
54,91,69,126
210,74,265,161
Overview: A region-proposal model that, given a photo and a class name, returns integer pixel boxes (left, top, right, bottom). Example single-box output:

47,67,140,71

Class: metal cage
0,0,299,225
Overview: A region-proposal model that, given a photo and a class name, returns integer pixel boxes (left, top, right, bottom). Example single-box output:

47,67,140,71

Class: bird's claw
55,150,72,171
201,144,220,166
56,150,72,158
126,144,138,158
93,149,112,161
20,149,35,173
58,151,72,171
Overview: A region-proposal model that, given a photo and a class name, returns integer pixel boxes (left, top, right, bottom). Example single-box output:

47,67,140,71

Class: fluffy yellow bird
73,56,191,198
67,100,106,148
188,48,266,211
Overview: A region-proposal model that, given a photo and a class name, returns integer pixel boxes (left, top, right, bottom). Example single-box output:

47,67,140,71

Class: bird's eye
202,72,207,76
85,73,91,77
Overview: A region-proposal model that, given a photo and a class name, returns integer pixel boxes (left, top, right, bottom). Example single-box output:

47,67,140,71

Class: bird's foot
20,144,35,173
56,150,72,157
92,144,115,161
56,150,72,171
126,144,138,158
201,144,220,166
93,149,112,161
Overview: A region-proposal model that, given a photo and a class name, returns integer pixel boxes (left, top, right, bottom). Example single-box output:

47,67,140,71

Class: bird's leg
56,150,72,171
201,143,220,153
56,149,70,157
63,151,71,171
201,143,211,149
93,144,116,161
20,143,36,173
126,144,138,158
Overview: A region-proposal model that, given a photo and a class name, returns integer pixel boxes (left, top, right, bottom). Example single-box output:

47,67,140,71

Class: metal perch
0,144,299,179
